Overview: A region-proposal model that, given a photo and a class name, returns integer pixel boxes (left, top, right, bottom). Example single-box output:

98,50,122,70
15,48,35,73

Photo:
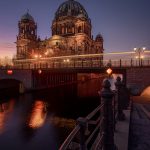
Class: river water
0,77,104,150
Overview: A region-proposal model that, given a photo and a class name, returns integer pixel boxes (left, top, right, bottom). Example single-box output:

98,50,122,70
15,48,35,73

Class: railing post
131,59,133,67
81,59,83,68
46,63,48,68
119,59,122,67
90,58,93,68
74,60,76,68
101,79,116,150
141,58,143,67
77,117,87,150
109,59,112,67
115,76,125,121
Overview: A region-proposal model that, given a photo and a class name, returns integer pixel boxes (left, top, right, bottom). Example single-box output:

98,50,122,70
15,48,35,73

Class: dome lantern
95,34,103,42
21,12,35,22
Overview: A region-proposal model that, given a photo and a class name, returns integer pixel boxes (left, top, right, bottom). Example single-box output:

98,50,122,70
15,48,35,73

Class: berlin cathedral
15,0,104,64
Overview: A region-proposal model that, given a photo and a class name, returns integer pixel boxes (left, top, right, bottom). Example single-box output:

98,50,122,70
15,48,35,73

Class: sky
0,0,150,58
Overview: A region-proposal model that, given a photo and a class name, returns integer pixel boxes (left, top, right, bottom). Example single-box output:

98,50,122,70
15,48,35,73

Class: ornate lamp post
134,47,146,66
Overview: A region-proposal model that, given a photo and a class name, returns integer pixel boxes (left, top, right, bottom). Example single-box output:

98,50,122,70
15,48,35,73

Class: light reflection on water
0,79,102,150
28,101,47,129
0,99,15,133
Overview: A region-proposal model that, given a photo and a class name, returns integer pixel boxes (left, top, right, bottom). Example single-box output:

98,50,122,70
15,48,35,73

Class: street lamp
106,68,112,77
134,47,146,66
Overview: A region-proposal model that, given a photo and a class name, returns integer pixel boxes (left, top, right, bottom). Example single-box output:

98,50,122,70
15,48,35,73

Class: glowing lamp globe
106,68,112,75
38,69,42,74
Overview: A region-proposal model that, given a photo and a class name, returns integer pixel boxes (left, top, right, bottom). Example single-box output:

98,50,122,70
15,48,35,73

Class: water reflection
0,99,15,133
28,100,47,129
49,116,75,128
0,79,101,149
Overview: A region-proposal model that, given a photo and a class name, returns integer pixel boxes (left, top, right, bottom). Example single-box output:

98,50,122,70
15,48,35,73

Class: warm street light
63,59,70,63
34,55,38,58
34,54,42,59
38,69,42,74
66,59,70,62
134,47,146,66
106,68,112,76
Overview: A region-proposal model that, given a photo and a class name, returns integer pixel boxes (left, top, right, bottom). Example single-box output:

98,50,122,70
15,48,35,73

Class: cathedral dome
95,34,103,42
21,12,34,22
55,0,89,20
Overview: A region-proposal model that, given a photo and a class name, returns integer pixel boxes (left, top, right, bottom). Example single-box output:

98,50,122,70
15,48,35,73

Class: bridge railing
59,79,117,150
2,58,150,69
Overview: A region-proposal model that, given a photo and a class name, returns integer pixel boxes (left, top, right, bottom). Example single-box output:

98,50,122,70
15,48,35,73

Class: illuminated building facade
15,0,104,64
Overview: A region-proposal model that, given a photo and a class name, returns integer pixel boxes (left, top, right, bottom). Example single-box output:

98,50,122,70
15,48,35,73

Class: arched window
78,26,82,33
68,25,72,33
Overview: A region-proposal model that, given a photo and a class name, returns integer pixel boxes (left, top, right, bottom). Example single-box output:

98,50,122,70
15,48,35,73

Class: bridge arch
141,86,150,97
0,79,25,94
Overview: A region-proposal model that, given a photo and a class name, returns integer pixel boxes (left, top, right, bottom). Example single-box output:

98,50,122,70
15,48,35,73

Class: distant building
15,0,104,65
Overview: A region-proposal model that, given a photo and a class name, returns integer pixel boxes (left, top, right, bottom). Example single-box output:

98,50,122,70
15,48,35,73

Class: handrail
86,117,104,146
59,125,80,150
59,78,125,150
2,58,150,70
86,103,104,120
59,102,105,150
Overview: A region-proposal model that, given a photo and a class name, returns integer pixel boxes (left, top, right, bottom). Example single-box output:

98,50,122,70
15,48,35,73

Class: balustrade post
81,59,83,68
119,59,122,67
115,76,125,121
77,117,87,150
39,63,41,69
131,59,133,67
101,79,116,150
90,58,93,67
141,59,143,67
74,60,76,68
52,62,54,68
46,63,48,69
59,62,61,68
109,59,112,67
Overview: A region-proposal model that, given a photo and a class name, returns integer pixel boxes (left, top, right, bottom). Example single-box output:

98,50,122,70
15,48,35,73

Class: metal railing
59,104,105,150
59,79,118,150
2,58,150,70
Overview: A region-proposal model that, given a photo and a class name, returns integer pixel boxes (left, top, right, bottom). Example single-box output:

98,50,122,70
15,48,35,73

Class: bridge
1,51,150,94
1,51,150,149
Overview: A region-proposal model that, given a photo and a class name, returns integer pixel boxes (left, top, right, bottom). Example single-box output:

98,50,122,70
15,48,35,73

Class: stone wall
126,67,150,95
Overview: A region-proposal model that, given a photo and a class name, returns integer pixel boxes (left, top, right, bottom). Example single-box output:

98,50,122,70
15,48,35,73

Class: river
0,77,104,150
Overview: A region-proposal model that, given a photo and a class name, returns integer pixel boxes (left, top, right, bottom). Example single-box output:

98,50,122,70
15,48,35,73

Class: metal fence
2,58,150,70
59,79,120,150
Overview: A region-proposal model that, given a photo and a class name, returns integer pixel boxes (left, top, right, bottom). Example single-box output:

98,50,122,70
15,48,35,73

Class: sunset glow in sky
0,0,150,57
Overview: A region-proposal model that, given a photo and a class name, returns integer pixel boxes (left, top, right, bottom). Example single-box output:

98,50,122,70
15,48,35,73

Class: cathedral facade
15,0,104,64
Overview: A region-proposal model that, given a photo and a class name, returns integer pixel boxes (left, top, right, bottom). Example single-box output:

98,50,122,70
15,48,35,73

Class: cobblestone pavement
128,97,150,150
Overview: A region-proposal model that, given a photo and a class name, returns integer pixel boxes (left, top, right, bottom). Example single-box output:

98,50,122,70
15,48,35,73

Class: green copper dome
21,12,34,22
55,0,89,20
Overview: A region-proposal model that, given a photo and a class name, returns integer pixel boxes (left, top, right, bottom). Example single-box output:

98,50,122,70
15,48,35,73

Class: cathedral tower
16,12,37,59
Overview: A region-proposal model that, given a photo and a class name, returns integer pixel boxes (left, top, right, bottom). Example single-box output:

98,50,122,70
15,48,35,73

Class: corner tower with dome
15,0,104,64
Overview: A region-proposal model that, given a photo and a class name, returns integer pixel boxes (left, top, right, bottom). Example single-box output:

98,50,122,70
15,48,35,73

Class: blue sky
0,0,150,57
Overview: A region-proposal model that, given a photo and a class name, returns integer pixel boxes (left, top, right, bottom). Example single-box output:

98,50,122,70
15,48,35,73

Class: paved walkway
128,96,150,150
114,109,131,150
